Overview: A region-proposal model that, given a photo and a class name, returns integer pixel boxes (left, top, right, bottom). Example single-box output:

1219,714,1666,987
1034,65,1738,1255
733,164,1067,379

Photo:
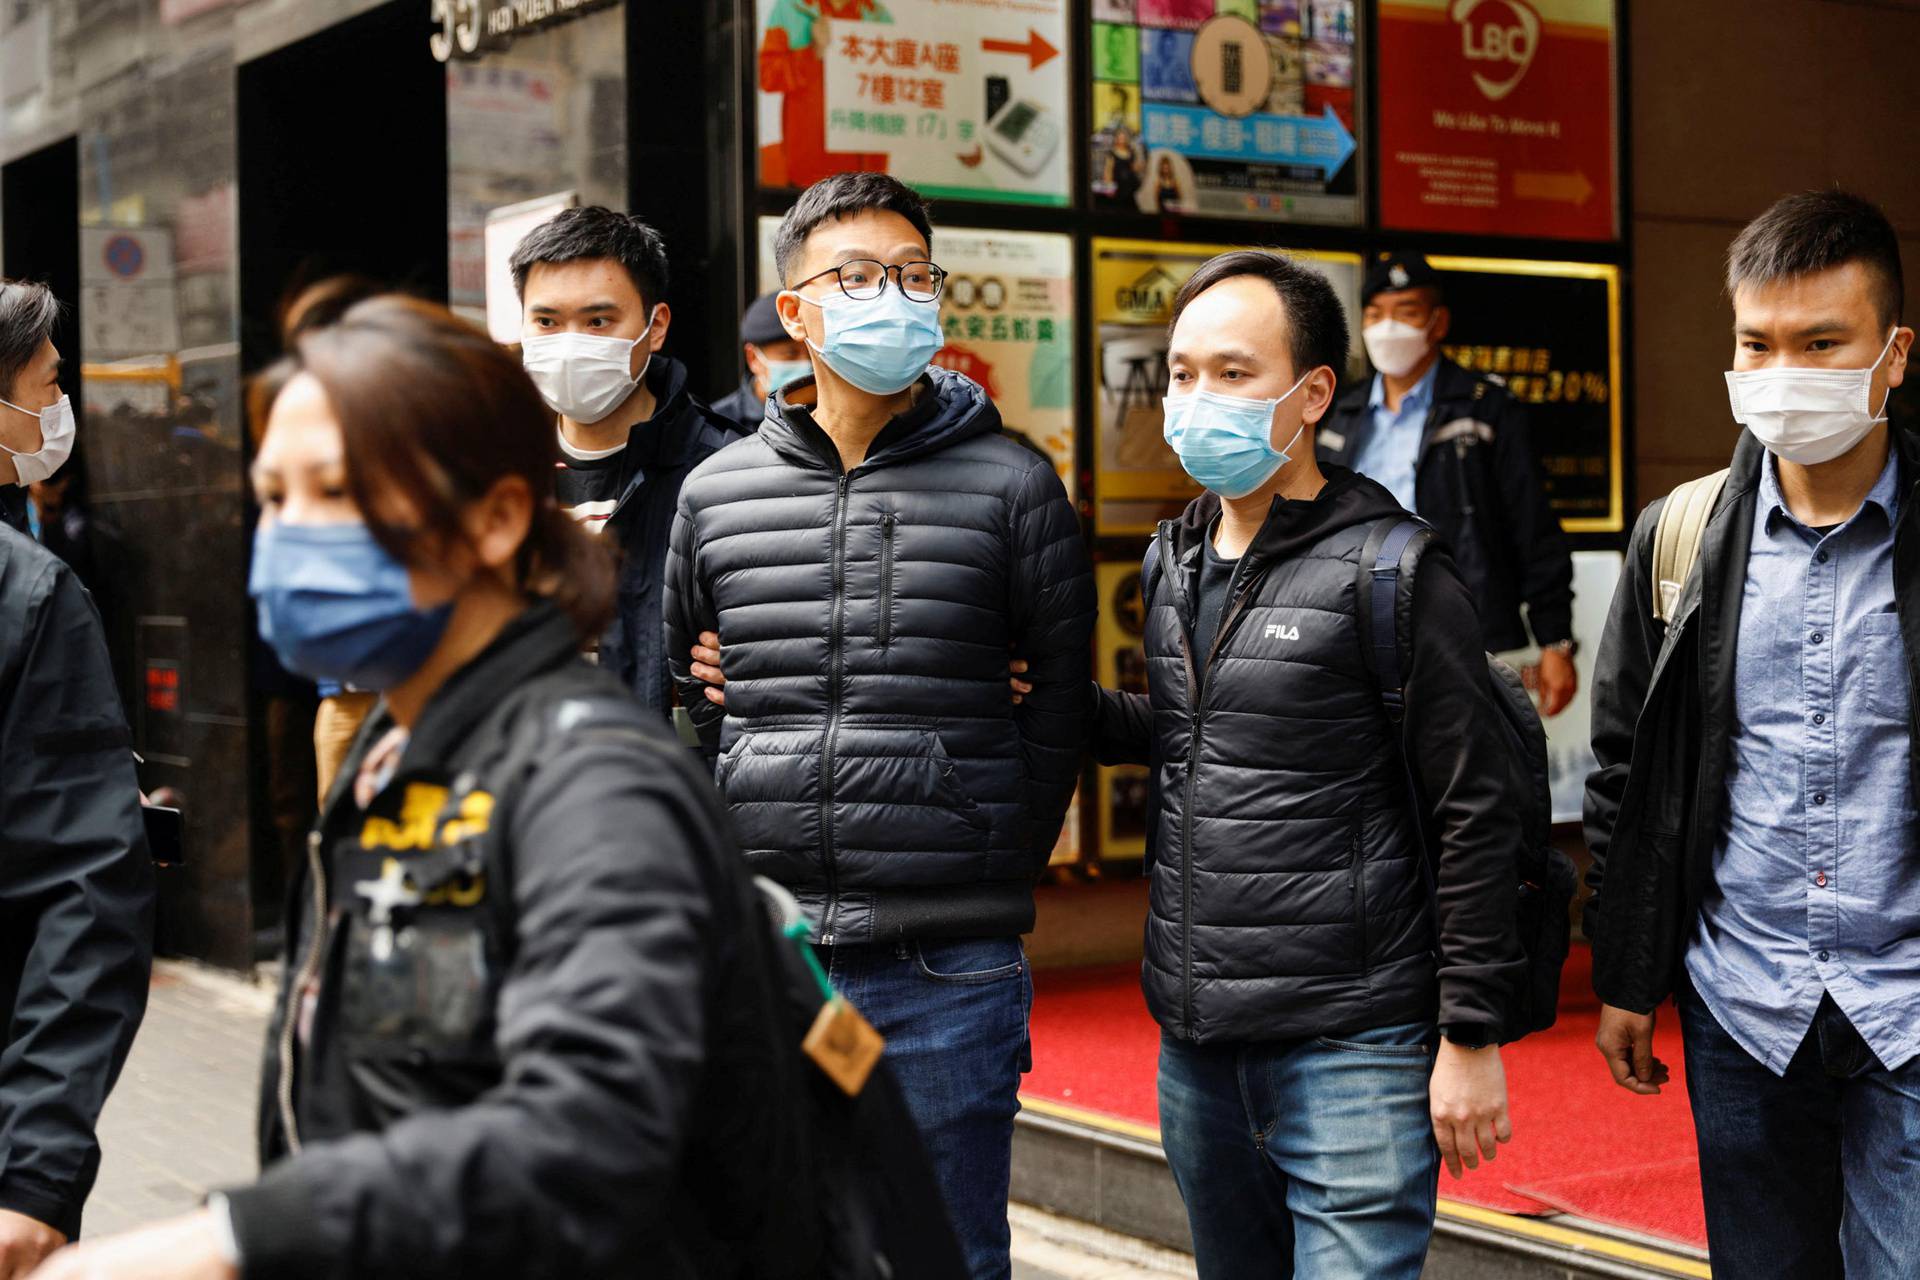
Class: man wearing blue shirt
1320,254,1579,715
1585,190,1920,1277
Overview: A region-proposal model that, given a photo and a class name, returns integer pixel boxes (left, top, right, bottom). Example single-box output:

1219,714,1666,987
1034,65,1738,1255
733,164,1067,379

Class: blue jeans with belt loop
820,936,1032,1280
1158,1021,1441,1279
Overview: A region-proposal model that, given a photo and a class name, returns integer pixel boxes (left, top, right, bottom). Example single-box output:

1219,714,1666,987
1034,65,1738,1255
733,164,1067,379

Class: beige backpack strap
1650,468,1730,623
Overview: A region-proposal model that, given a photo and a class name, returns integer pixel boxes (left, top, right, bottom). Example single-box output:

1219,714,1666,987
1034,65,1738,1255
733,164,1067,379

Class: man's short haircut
1169,250,1349,379
509,206,670,308
1727,190,1905,327
773,172,934,288
0,280,60,403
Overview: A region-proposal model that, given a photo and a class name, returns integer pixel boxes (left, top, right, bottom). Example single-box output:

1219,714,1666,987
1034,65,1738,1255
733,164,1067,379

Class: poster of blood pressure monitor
755,0,1071,207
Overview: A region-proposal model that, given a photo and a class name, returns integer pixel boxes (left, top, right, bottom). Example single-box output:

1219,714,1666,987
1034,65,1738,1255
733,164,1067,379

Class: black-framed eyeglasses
792,259,947,303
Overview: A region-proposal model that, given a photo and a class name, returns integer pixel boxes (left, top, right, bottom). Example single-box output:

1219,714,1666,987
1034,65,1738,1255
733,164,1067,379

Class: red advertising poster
1377,0,1614,241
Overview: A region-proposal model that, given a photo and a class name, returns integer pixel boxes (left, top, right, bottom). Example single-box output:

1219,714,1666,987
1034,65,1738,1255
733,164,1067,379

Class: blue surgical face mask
1162,372,1312,499
248,520,453,690
788,287,942,395
763,357,813,394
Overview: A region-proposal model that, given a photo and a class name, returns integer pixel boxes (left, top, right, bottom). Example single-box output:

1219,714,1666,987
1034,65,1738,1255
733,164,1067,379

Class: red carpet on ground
1022,945,1707,1249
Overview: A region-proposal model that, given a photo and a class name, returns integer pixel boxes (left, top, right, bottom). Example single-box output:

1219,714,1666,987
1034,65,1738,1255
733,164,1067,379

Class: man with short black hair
0,279,154,1271
711,292,812,433
1586,189,1920,1274
511,207,739,711
1319,253,1579,715
1086,249,1526,1279
666,171,1093,1280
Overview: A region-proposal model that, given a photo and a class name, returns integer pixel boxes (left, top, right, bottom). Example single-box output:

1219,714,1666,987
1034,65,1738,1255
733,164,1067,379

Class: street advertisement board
757,216,1078,496
1091,236,1361,537
1090,0,1360,224
1377,0,1615,240
755,0,1070,206
1423,253,1623,532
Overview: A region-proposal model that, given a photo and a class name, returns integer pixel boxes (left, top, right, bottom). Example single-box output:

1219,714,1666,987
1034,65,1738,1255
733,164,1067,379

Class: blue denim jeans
820,937,1032,1280
1158,1023,1440,1280
1679,978,1920,1279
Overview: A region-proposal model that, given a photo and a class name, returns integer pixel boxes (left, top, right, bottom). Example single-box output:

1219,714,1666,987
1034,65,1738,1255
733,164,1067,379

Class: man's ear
744,344,768,380
646,302,672,353
1888,326,1914,390
1430,306,1452,344
1303,366,1339,426
775,291,810,345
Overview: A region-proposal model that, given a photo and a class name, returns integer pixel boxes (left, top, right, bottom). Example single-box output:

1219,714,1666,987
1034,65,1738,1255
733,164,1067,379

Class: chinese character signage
756,0,1070,206
758,218,1077,494
1427,255,1622,532
1377,0,1616,241
1090,1,1361,225
1091,237,1361,536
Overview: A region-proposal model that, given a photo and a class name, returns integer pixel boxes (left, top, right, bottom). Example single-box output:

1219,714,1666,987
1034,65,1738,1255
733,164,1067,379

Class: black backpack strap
1357,517,1427,724
1356,516,1439,897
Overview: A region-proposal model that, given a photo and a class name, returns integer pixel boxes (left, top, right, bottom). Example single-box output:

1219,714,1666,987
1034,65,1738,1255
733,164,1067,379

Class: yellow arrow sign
1514,170,1595,205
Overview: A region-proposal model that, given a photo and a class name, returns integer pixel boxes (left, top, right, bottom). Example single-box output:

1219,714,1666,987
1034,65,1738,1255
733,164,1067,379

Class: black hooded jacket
1092,471,1527,1044
591,357,740,712
1318,358,1574,653
665,369,1095,944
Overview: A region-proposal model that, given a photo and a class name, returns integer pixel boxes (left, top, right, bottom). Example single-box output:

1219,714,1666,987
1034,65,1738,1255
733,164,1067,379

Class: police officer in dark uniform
711,292,813,433
1319,253,1579,714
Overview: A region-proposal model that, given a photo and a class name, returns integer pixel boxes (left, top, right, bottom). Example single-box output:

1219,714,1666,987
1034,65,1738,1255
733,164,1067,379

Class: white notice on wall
483,191,578,345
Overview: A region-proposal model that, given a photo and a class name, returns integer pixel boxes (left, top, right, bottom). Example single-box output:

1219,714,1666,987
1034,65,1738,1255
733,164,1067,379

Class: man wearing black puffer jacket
1088,251,1527,1280
665,173,1094,1280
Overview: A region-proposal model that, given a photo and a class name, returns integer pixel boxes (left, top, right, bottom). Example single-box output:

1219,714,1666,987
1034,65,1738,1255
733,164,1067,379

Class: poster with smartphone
1090,236,1362,537
755,0,1070,206
757,216,1078,497
1090,0,1361,225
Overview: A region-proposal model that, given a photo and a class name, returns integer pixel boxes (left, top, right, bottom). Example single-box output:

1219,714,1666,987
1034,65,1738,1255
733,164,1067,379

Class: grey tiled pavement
86,962,273,1238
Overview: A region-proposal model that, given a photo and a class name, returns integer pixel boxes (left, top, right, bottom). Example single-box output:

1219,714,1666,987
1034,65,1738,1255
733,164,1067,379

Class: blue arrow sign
1139,102,1356,182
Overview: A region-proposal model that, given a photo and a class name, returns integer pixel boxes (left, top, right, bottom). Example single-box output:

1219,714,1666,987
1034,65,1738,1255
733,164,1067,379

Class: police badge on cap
1362,253,1443,304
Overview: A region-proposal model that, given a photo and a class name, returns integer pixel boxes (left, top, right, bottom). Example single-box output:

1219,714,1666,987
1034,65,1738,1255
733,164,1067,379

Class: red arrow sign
981,29,1059,72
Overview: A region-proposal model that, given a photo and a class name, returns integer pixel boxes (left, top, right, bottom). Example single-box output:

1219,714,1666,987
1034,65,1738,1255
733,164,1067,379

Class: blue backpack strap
1361,517,1424,725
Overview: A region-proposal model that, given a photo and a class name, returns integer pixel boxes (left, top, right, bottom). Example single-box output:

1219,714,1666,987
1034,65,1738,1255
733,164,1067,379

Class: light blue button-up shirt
1352,361,1439,512
1686,449,1920,1074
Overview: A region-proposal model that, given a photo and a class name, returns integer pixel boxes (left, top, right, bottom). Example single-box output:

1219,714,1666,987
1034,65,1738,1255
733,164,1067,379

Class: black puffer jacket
232,606,817,1279
1319,358,1574,653
665,369,1095,944
1093,471,1527,1044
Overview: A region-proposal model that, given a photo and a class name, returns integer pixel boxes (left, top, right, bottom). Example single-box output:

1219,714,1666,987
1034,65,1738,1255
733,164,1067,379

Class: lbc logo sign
1452,0,1540,102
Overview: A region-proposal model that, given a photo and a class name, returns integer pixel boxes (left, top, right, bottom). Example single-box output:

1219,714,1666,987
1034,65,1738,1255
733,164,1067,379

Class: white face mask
0,393,75,485
521,310,656,424
1361,317,1434,379
1726,327,1898,466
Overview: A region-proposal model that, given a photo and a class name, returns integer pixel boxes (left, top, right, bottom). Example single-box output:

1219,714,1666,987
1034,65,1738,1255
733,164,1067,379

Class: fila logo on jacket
1262,623,1301,641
